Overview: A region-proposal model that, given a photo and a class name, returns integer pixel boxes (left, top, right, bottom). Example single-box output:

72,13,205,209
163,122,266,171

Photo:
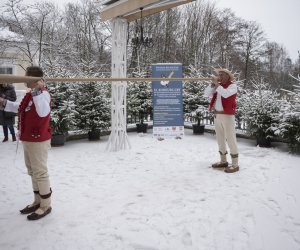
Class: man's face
218,72,230,83
25,80,38,89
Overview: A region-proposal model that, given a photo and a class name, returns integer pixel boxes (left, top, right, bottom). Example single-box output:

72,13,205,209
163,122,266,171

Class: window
0,67,13,74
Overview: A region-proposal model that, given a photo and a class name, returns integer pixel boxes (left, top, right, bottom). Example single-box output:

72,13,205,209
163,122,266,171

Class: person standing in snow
0,83,17,142
0,66,52,220
204,68,239,173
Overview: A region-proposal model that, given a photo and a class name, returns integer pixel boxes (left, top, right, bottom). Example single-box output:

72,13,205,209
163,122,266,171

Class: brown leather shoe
212,162,228,168
27,207,52,220
20,203,40,214
224,165,239,173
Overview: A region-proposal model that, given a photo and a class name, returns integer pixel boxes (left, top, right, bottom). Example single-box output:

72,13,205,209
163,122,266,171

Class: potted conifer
240,80,280,147
75,81,110,141
43,62,76,146
184,65,210,135
279,75,300,152
136,108,148,133
190,105,207,134
127,70,152,133
48,83,76,146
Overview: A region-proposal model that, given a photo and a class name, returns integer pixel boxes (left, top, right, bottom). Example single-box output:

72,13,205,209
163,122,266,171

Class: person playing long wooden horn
204,68,239,173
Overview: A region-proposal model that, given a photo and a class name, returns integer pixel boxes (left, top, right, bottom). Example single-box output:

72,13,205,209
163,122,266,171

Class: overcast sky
215,0,300,62
22,0,300,62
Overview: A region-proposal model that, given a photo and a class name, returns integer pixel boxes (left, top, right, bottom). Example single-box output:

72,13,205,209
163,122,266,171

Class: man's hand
30,79,45,96
34,79,45,90
211,76,220,88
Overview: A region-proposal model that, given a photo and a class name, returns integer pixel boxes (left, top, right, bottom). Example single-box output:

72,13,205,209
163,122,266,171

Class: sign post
152,63,184,139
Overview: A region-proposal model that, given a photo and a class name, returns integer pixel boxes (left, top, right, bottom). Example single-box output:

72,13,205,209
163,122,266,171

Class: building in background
0,26,38,99
0,26,28,76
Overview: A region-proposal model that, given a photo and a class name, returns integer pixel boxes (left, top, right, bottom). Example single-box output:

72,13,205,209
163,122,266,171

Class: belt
214,111,234,116
214,111,225,114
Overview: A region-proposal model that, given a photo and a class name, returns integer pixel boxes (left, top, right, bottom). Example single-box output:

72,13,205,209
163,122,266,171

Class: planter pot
256,137,271,147
136,123,148,133
88,130,101,141
51,134,65,147
192,124,205,134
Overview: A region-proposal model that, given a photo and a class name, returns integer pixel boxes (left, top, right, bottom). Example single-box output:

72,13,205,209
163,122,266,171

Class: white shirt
204,83,237,111
5,91,51,117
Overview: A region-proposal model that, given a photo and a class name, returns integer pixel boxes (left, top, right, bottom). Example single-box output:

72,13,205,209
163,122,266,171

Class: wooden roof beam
124,0,195,21
100,0,160,22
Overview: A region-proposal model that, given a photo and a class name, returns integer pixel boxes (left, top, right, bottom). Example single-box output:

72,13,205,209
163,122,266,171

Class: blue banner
152,63,184,138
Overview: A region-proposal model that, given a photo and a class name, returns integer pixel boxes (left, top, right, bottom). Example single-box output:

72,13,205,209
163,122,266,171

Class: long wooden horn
0,75,41,83
0,74,213,84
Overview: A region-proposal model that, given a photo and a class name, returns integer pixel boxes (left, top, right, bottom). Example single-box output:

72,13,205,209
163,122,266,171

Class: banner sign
152,63,184,138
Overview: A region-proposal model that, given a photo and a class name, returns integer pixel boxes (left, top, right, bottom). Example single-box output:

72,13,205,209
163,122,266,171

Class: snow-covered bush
48,83,77,135
74,80,110,133
239,79,281,140
234,80,246,129
279,75,300,153
44,62,77,135
127,69,152,124
70,59,111,133
183,65,210,125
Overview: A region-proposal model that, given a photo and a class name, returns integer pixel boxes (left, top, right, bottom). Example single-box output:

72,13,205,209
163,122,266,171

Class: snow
1,129,300,250
0,27,23,42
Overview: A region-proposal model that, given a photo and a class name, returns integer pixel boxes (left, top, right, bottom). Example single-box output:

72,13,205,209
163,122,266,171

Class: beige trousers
214,114,238,156
23,140,51,196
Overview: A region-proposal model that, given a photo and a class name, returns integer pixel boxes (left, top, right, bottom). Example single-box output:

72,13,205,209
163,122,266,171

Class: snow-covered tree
74,81,110,133
43,60,77,135
279,75,300,152
183,65,210,126
239,79,281,141
48,83,77,135
48,85,76,135
234,79,247,129
73,61,110,133
127,69,152,124
1,0,60,66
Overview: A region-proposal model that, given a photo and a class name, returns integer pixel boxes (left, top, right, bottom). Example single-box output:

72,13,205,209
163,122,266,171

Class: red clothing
18,91,51,142
209,81,237,115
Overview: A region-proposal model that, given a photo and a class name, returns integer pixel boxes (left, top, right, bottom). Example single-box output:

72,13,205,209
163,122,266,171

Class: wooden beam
100,0,160,21
124,0,194,21
0,74,213,84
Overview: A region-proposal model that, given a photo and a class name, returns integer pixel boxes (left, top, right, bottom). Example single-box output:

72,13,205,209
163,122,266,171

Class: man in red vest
0,66,52,220
204,68,239,173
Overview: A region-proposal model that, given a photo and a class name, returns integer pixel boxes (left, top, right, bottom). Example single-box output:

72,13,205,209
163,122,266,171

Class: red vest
18,91,51,142
209,81,237,115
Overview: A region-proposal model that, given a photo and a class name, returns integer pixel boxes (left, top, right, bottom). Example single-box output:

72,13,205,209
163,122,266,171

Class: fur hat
214,68,234,81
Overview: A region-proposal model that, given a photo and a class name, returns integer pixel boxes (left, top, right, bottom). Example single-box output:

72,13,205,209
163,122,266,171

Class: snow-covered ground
1,129,300,250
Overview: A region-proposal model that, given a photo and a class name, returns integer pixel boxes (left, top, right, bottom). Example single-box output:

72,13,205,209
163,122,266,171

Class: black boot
20,203,40,214
12,135,16,141
27,189,52,221
20,191,40,214
27,207,52,220
2,136,8,142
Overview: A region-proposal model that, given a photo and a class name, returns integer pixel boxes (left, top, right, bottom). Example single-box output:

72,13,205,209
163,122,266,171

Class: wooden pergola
101,0,195,151
0,0,198,152
100,0,194,21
